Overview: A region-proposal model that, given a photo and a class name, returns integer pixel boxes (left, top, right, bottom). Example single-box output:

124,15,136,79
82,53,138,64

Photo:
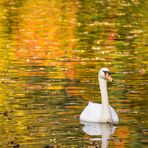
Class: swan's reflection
81,121,116,148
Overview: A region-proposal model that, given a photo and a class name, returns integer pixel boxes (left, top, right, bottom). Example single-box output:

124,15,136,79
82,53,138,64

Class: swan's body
80,68,119,124
80,102,119,123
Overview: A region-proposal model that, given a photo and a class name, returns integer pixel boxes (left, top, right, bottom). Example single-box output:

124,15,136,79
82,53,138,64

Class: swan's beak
108,75,113,82
106,73,113,82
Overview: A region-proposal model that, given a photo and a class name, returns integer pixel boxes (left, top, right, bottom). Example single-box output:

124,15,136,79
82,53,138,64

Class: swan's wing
80,102,102,122
109,106,119,124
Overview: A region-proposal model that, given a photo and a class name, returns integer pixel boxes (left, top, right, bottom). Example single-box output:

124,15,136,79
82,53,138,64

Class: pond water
0,0,147,147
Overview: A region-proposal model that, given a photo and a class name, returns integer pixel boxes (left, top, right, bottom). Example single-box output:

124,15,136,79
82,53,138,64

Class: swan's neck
99,78,112,122
99,78,109,106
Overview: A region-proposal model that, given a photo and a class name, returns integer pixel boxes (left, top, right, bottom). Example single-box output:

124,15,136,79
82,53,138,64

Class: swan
80,68,119,124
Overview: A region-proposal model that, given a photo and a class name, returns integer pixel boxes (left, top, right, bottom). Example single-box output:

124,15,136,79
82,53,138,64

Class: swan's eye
103,71,113,82
103,71,111,76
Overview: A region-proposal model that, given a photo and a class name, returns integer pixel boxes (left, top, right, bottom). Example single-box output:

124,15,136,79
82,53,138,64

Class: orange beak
106,73,113,82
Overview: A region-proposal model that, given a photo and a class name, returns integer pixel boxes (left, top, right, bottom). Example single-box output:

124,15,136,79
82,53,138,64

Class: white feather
80,68,119,124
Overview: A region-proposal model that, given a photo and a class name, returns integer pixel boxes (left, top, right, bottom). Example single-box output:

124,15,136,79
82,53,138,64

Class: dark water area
0,0,147,147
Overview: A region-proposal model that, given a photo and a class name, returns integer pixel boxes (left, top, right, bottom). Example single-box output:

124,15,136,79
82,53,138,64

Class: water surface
0,0,147,147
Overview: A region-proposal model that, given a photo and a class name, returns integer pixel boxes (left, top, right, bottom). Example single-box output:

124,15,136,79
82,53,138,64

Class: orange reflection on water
14,0,78,67
115,126,129,148
13,0,80,97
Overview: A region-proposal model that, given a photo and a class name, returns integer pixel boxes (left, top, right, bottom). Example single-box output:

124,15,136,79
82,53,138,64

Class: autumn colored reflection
13,0,79,92
15,1,77,68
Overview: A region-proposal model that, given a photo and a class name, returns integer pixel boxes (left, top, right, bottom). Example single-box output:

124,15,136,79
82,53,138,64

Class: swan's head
99,68,113,82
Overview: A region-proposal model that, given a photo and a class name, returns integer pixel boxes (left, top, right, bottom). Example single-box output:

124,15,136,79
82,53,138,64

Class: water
0,0,147,147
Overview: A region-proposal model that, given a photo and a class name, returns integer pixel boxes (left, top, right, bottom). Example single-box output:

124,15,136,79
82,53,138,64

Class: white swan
80,68,119,124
